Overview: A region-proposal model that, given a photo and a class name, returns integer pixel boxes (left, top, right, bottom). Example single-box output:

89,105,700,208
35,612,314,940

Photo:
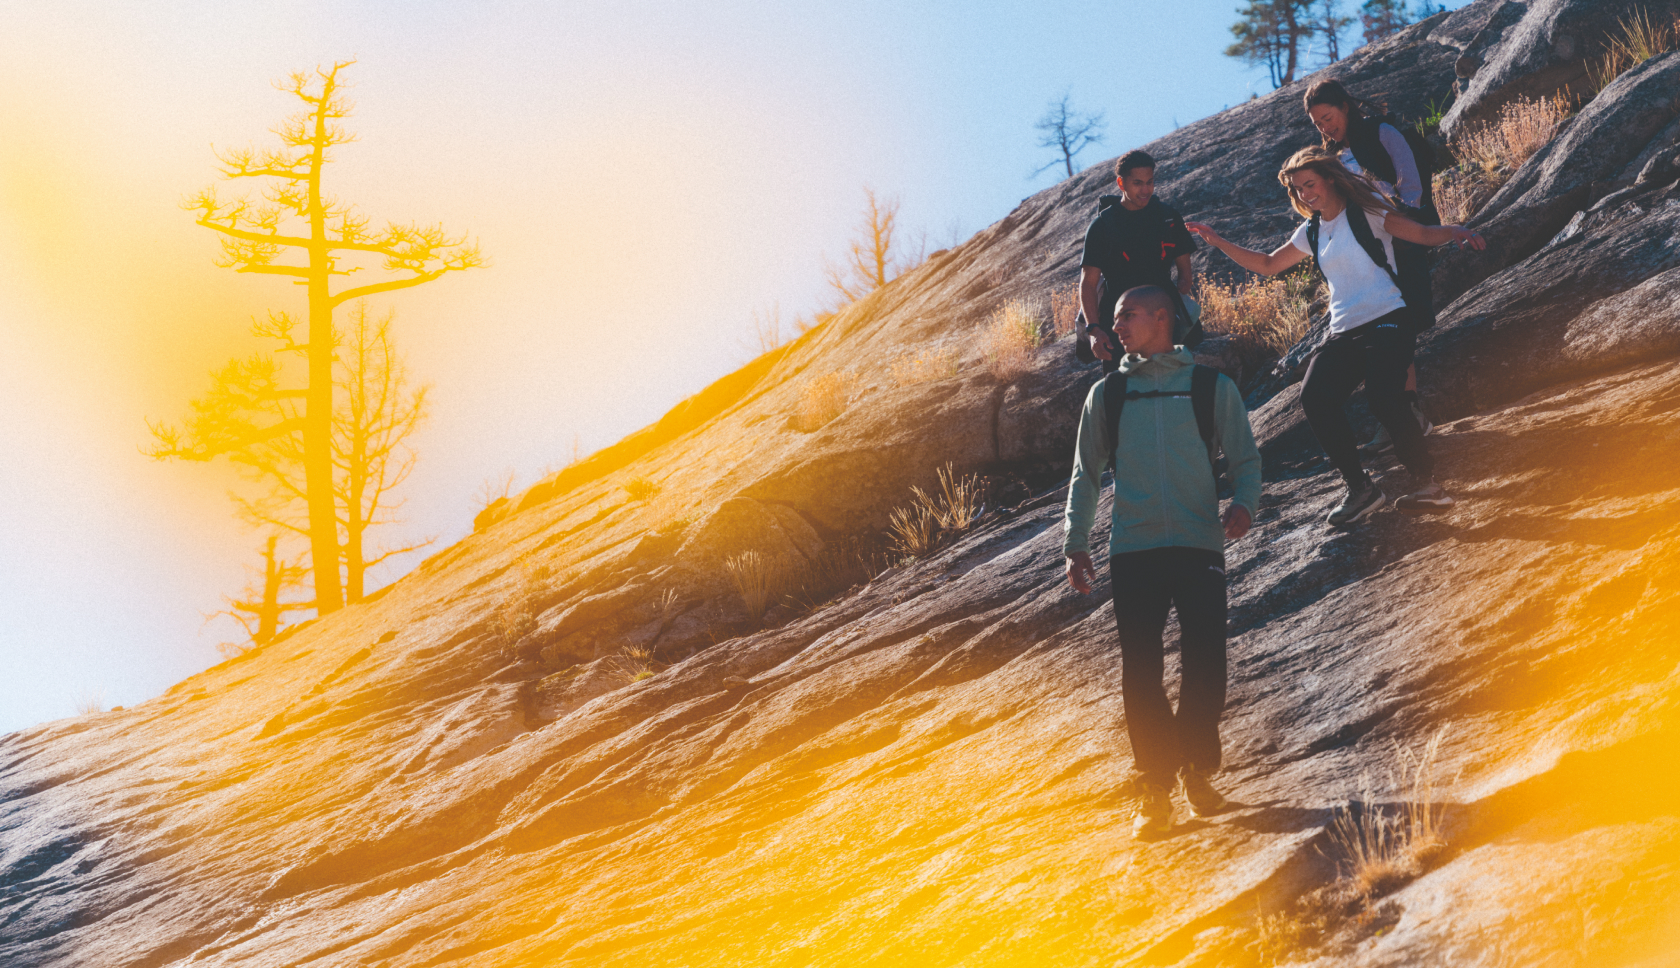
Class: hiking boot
1328,480,1387,527
1178,765,1230,818
1131,782,1173,840
1396,477,1455,515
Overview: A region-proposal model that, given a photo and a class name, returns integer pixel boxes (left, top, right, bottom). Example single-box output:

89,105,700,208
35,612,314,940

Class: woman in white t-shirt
1186,148,1484,526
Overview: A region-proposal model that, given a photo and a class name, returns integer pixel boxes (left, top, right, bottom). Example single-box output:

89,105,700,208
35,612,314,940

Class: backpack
1101,365,1222,487
1306,205,1434,331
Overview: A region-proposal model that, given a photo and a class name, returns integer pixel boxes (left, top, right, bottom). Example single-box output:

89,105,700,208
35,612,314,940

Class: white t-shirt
1288,204,1406,334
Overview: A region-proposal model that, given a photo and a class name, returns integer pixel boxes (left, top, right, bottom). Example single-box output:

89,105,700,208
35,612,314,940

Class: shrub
1196,273,1317,372
890,347,959,387
1049,283,1081,337
624,476,661,501
981,298,1046,382
795,371,860,432
1587,8,1679,92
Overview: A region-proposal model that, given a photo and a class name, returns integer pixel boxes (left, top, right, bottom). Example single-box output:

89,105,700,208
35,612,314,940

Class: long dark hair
1303,80,1385,151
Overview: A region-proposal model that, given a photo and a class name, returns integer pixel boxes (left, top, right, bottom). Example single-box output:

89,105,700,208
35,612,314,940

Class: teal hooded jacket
1062,348,1262,558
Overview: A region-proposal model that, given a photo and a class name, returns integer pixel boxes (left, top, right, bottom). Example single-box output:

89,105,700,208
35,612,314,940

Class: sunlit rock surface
5,2,1680,964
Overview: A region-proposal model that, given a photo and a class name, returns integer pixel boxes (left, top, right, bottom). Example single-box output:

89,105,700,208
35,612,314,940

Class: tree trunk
257,536,283,645
304,77,344,615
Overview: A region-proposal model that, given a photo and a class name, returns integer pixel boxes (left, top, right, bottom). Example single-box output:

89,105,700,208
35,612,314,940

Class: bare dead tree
212,535,312,657
1033,93,1107,179
333,301,433,601
155,60,481,613
823,187,917,306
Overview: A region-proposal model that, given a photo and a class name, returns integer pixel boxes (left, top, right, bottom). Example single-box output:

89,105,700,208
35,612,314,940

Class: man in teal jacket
1064,285,1262,839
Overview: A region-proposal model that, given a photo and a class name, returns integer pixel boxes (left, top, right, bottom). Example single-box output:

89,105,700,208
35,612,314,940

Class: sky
0,0,1472,732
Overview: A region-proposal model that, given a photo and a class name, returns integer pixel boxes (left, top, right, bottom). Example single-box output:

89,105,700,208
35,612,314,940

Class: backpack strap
1191,365,1219,476
1307,213,1324,280
1102,371,1128,466
1101,366,1221,482
1343,203,1403,291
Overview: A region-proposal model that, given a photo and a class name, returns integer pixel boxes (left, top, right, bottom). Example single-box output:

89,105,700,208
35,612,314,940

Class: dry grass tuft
1452,92,1572,176
982,298,1047,382
886,464,986,561
624,476,661,501
1326,729,1449,899
887,504,940,560
1049,283,1081,337
795,371,861,432
1249,906,1328,966
890,347,959,386
916,463,984,532
1588,8,1679,91
496,559,551,652
76,692,106,717
1438,91,1574,222
1197,273,1317,371
605,645,663,685
725,550,797,624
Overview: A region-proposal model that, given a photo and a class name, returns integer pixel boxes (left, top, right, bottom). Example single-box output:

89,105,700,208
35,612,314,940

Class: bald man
1064,285,1262,839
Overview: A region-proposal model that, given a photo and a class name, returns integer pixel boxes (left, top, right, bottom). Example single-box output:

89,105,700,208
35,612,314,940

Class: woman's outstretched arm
1383,212,1487,250
1186,222,1311,276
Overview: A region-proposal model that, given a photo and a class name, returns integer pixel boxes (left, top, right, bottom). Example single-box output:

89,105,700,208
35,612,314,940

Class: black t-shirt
1080,196,1197,328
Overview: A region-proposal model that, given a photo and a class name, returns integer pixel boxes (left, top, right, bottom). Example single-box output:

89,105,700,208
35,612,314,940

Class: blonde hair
1277,147,1399,220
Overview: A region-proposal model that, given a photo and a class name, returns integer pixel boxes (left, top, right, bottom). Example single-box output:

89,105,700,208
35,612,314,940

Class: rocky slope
6,2,1680,965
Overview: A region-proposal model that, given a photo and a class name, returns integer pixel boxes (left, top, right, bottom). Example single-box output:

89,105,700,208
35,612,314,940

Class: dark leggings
1301,309,1433,484
1110,547,1227,788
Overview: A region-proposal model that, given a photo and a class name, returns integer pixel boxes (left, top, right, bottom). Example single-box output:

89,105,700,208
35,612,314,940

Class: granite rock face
5,2,1680,965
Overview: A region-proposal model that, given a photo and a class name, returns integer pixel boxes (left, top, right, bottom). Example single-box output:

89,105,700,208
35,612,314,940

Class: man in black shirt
1078,150,1199,370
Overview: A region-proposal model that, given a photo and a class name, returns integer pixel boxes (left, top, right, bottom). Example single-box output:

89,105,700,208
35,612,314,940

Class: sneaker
1358,422,1394,456
1396,478,1455,515
1413,402,1434,435
1328,481,1387,527
1179,765,1230,818
1359,404,1432,456
1131,782,1173,840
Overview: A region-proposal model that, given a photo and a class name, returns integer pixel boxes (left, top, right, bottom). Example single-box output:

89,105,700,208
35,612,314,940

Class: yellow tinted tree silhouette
166,60,480,613
823,187,922,305
152,302,432,608
213,535,312,657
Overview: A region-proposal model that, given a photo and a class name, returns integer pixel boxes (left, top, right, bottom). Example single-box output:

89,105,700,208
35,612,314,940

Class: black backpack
1306,205,1433,331
1101,366,1221,486
1347,113,1436,216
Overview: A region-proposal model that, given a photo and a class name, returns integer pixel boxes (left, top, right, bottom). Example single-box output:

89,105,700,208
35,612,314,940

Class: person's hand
1185,221,1223,245
1179,280,1195,295
1066,552,1098,594
1450,226,1486,251
1089,328,1114,361
1222,504,1253,540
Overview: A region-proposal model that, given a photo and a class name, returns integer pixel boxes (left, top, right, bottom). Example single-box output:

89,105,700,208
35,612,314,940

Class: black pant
1301,309,1433,484
1110,547,1228,788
